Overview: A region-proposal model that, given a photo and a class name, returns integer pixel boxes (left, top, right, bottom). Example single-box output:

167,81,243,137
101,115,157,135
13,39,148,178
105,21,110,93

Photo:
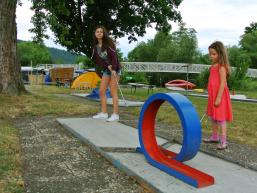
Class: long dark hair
93,25,115,51
208,41,231,75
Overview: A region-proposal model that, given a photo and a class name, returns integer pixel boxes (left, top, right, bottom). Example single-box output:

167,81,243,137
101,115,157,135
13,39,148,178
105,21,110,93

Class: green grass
0,86,97,119
235,90,257,99
0,121,24,193
0,85,98,193
0,84,256,192
121,87,257,146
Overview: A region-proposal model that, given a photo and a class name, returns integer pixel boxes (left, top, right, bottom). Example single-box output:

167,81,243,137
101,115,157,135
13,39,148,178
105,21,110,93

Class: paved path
58,117,257,193
72,93,144,107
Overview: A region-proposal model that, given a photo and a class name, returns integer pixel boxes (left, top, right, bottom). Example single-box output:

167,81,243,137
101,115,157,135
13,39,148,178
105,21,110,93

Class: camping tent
71,72,101,89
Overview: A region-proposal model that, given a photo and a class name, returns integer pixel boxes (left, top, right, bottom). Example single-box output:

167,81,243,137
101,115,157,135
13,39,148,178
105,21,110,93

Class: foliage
238,78,257,91
116,48,124,62
17,40,79,64
120,71,148,84
127,24,198,87
128,23,198,63
164,23,197,63
196,68,210,88
193,51,210,64
227,46,251,89
240,24,257,69
48,47,78,63
128,42,157,62
30,0,182,57
244,22,257,34
228,46,251,77
29,1,49,44
75,55,93,68
17,41,52,66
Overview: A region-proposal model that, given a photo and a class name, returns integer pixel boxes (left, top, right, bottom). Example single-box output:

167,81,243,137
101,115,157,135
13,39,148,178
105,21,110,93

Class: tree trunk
0,0,26,95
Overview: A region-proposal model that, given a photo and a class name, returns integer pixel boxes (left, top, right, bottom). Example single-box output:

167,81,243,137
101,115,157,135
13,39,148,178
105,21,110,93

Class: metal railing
122,62,257,77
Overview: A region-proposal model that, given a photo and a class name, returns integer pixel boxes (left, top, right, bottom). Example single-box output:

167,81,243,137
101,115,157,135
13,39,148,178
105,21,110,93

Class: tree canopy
17,41,52,66
244,22,257,34
128,23,198,63
30,0,182,56
240,29,257,69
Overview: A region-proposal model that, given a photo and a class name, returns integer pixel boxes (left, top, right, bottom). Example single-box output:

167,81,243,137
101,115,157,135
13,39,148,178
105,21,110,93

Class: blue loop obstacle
138,93,214,188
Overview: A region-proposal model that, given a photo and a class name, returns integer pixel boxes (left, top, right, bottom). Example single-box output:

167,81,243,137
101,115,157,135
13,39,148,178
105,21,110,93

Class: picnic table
56,78,72,88
128,83,155,95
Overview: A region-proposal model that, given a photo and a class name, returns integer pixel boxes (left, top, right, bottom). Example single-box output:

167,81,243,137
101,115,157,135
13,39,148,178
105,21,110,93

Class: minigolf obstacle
137,93,214,188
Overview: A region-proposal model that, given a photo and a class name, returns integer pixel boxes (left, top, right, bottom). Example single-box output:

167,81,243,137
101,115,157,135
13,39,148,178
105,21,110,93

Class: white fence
122,62,257,78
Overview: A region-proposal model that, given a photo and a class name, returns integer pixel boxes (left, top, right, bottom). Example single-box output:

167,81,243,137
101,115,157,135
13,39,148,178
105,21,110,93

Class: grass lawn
0,85,256,192
0,121,23,193
121,86,257,146
0,85,96,193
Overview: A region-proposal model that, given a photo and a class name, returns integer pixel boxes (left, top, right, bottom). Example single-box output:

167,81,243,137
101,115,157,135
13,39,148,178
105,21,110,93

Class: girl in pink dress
203,41,233,150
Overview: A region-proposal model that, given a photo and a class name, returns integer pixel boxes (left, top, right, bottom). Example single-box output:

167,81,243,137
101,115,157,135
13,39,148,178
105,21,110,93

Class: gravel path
16,116,148,193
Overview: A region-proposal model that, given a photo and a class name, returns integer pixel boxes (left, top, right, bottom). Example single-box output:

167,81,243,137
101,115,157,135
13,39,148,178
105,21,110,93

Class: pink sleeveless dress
207,64,233,121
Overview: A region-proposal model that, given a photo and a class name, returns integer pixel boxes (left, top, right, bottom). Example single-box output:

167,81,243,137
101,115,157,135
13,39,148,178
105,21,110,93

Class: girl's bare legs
220,122,227,139
109,74,120,114
211,121,219,138
204,121,219,142
99,76,110,113
217,122,228,149
220,122,227,144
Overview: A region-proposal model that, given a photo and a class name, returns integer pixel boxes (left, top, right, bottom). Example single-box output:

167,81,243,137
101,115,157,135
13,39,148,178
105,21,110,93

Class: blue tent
44,73,52,84
86,88,111,99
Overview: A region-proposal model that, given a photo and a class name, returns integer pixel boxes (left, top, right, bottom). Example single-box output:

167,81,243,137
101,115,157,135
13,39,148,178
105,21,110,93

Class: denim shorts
102,69,121,77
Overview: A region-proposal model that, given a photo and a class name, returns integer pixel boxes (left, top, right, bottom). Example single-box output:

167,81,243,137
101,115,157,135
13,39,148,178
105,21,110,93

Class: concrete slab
57,117,257,193
72,93,144,107
107,145,257,193
183,93,257,103
57,118,167,149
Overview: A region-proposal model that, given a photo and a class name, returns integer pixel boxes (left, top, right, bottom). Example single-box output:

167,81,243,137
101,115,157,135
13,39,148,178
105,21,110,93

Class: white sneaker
106,113,119,122
92,112,108,119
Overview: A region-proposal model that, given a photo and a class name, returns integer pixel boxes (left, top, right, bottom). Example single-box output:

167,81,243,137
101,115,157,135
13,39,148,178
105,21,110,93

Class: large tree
244,22,257,34
0,0,26,95
29,1,49,44
158,23,197,63
30,0,182,56
128,23,198,63
240,30,257,69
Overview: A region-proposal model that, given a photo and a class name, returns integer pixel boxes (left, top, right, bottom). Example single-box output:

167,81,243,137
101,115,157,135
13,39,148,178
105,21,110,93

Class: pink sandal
217,141,228,150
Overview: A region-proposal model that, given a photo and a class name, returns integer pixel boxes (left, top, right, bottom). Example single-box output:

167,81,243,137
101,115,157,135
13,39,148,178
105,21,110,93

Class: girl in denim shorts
91,26,122,122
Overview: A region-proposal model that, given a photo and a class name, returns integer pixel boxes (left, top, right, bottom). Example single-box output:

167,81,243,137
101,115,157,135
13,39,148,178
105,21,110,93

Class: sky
16,0,257,57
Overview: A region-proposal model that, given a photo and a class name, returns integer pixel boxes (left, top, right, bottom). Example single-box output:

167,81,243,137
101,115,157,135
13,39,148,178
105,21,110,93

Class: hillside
48,47,78,64
17,39,78,64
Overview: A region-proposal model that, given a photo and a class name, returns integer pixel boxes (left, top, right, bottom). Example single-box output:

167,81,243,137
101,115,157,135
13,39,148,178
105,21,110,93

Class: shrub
196,69,209,88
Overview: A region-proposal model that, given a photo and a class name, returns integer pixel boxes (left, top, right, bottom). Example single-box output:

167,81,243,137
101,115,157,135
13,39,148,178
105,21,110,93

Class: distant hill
17,39,78,64
48,47,78,64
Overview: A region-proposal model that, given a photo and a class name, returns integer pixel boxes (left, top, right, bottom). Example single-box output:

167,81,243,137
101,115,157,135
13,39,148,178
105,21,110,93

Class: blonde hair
209,41,231,75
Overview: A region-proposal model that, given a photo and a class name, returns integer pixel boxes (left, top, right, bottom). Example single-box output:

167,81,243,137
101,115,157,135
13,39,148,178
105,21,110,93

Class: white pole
30,60,33,85
113,73,128,107
200,113,206,123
